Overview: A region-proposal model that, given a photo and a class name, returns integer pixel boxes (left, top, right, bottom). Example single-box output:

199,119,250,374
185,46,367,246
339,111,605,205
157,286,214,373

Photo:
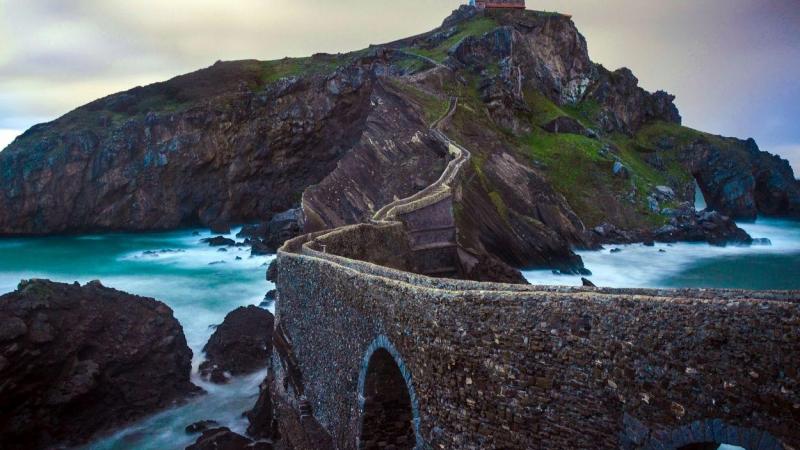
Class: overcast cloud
0,0,798,172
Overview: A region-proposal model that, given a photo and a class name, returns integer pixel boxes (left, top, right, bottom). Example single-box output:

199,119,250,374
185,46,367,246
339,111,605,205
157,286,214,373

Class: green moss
562,99,601,129
394,57,430,74
404,17,499,63
524,90,565,126
488,191,509,221
259,55,346,86
387,79,449,125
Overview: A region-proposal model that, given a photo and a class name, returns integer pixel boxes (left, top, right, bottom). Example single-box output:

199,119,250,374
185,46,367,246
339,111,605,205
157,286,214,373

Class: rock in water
200,306,274,383
0,279,199,449
202,236,236,247
246,374,275,439
186,427,272,450
186,420,220,435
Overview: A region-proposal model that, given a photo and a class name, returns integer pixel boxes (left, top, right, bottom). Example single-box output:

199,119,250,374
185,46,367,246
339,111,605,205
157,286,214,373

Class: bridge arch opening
654,419,784,450
679,444,744,450
357,336,420,450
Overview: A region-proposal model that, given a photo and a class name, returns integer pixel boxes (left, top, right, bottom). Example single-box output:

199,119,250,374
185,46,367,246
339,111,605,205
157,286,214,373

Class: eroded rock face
0,279,198,449
0,57,373,235
680,137,800,220
200,306,274,383
301,82,448,232
585,67,681,135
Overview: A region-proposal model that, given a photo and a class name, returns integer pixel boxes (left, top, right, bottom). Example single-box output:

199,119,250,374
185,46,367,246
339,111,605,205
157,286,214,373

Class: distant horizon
1,0,798,174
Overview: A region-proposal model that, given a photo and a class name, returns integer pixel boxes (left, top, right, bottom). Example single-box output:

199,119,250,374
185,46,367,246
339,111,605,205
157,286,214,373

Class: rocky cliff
1,6,798,276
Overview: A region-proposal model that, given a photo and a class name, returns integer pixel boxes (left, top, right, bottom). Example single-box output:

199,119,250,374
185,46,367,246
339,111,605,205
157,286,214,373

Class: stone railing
372,97,469,222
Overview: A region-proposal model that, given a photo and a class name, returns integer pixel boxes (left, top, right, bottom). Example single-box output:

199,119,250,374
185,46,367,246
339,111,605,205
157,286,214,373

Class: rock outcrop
0,279,199,449
199,306,274,383
186,427,272,450
1,5,798,278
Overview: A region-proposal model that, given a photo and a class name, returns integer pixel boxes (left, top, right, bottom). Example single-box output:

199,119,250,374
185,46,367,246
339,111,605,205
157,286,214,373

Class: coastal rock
199,306,274,383
246,374,276,439
678,137,800,220
239,208,303,256
186,427,272,450
0,279,198,449
266,259,278,283
186,420,220,434
202,236,236,247
653,208,752,246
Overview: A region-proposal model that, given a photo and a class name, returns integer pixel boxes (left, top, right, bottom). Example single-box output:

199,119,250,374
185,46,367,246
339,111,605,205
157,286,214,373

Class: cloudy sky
0,0,798,172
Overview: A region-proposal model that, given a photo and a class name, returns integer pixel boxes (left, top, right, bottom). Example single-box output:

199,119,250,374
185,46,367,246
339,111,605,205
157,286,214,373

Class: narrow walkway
373,97,471,222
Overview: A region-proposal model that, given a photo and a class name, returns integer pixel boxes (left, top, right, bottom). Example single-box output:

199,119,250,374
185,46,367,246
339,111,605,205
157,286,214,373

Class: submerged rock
186,427,272,450
0,279,199,449
200,306,275,383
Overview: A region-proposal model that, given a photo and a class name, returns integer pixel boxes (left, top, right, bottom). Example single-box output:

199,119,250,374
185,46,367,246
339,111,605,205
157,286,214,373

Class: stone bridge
268,98,800,450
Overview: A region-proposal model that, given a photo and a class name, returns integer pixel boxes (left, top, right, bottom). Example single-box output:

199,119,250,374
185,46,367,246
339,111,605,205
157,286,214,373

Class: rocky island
2,6,798,282
0,3,799,450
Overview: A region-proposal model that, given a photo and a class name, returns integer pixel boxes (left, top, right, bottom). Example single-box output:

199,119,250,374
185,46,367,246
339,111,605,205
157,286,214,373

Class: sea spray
523,218,800,289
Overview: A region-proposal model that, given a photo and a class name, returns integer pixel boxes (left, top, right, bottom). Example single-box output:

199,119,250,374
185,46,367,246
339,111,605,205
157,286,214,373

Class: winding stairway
372,96,471,278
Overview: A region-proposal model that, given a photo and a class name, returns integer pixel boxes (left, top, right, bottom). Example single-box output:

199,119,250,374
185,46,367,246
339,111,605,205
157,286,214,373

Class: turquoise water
0,229,274,449
523,218,800,289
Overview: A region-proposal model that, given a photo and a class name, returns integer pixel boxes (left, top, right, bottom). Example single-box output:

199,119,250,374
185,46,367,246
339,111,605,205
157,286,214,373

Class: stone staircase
372,97,469,278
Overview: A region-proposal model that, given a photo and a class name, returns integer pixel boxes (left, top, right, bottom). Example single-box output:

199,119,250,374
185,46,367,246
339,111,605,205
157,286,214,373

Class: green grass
259,56,346,86
386,79,450,125
404,17,499,63
562,99,601,129
524,90,566,126
488,191,509,221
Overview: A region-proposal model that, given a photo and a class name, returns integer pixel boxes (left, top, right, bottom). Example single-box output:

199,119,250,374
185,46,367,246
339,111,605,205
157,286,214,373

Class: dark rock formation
0,279,199,449
186,427,272,450
654,209,752,247
585,66,682,135
592,206,752,247
199,306,274,383
679,137,800,220
246,375,275,439
202,236,236,246
186,420,220,434
0,55,375,236
542,116,595,138
238,208,304,255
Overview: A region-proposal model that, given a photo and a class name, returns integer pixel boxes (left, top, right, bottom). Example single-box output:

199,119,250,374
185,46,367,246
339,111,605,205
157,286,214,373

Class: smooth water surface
0,229,274,449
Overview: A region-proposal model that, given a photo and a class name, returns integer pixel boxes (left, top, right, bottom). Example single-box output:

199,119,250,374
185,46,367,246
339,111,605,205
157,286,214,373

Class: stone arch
356,335,422,450
646,419,785,450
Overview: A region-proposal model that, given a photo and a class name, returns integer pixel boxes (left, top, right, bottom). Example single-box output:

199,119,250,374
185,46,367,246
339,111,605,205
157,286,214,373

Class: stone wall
273,246,800,450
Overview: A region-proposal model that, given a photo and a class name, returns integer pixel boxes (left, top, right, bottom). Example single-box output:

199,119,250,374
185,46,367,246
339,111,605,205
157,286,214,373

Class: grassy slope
403,17,499,63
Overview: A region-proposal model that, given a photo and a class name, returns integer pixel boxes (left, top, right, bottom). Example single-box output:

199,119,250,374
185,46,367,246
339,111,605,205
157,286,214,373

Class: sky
0,0,798,173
